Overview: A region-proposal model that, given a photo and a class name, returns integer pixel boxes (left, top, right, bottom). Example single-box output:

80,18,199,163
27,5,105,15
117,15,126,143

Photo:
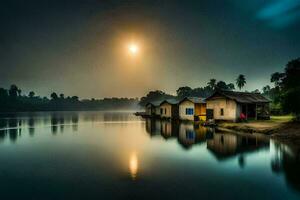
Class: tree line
140,74,247,106
140,58,300,119
0,86,139,112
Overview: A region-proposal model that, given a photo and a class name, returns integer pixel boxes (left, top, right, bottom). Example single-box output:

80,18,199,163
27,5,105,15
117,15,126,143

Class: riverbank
216,116,300,146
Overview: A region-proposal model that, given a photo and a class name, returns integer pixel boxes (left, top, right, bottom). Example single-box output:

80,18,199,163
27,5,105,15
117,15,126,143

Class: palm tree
207,79,217,90
236,74,246,90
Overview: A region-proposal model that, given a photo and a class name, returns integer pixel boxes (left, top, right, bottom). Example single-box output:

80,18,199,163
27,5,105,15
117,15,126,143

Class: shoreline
216,116,300,146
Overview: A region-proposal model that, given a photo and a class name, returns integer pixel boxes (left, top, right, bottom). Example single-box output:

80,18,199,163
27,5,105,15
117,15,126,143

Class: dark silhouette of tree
28,91,35,98
227,83,235,90
236,74,246,90
216,81,227,90
71,96,79,101
9,84,19,99
50,92,58,100
207,79,217,90
139,90,174,106
262,85,271,94
59,93,65,99
280,58,300,120
271,72,285,87
0,88,8,99
176,86,192,98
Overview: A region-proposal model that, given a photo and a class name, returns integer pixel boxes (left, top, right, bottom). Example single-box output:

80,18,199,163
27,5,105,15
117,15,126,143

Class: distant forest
0,86,140,112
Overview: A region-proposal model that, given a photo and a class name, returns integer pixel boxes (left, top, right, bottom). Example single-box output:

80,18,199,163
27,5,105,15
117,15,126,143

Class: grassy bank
217,115,300,146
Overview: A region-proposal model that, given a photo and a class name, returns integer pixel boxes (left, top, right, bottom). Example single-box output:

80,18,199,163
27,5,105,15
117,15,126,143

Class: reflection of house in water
178,123,213,149
271,143,300,192
145,119,162,137
145,119,213,149
146,119,179,139
207,133,269,161
160,120,179,139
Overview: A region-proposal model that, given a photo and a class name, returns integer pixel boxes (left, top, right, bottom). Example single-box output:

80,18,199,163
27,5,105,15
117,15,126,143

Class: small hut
145,101,162,116
178,97,206,121
205,90,270,122
159,99,179,119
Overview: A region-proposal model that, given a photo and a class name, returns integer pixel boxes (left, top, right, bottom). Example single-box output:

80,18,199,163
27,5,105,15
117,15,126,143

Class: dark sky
1,0,300,99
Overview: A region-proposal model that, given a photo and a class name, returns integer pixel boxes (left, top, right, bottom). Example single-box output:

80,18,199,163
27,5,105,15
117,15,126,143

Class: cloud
257,0,300,28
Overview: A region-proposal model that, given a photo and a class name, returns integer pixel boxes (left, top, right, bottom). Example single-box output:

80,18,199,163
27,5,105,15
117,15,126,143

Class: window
165,108,167,114
185,108,194,115
160,108,163,115
186,130,195,139
220,108,224,116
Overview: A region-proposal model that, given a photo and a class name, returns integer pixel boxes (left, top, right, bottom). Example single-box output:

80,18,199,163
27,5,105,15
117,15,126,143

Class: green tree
227,83,235,90
207,79,217,90
216,81,228,90
271,72,285,87
28,91,35,98
50,92,58,100
176,86,192,98
280,58,300,120
59,93,65,99
236,74,246,90
9,84,19,99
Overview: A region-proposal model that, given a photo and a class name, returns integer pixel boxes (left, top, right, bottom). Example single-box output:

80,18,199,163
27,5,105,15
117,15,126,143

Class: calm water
0,111,299,200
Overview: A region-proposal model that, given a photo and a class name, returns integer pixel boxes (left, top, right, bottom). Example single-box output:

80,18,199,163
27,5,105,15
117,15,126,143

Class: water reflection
146,119,300,193
0,112,298,198
272,142,300,192
146,119,215,150
0,112,80,141
207,132,269,161
129,152,139,180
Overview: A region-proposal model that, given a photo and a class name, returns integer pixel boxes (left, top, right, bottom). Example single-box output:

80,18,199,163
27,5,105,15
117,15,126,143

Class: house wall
155,106,161,116
179,100,195,120
160,103,172,118
145,105,152,115
206,98,237,121
195,103,207,121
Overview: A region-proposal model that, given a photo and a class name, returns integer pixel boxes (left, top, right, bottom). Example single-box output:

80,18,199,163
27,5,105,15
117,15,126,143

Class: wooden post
255,104,257,120
246,104,248,120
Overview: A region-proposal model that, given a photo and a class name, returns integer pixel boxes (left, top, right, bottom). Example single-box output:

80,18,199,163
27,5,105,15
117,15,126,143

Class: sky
1,0,300,99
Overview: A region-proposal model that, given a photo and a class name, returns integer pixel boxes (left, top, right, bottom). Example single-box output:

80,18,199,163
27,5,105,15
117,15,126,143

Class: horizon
1,0,300,99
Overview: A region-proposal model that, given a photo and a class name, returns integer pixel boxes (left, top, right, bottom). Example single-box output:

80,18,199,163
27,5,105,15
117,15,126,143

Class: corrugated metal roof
180,97,206,104
146,100,163,107
206,90,270,103
160,98,179,105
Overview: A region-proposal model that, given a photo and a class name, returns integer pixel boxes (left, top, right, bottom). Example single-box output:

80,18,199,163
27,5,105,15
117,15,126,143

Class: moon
128,43,139,55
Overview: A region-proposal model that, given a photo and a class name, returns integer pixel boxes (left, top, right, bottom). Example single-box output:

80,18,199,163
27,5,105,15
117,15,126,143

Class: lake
0,111,299,200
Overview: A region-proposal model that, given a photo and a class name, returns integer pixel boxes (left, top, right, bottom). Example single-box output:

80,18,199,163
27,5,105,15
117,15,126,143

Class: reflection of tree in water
50,113,79,134
8,118,22,142
28,116,35,136
0,118,7,129
51,114,59,134
271,142,300,192
71,114,79,132
0,129,7,141
59,117,64,133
